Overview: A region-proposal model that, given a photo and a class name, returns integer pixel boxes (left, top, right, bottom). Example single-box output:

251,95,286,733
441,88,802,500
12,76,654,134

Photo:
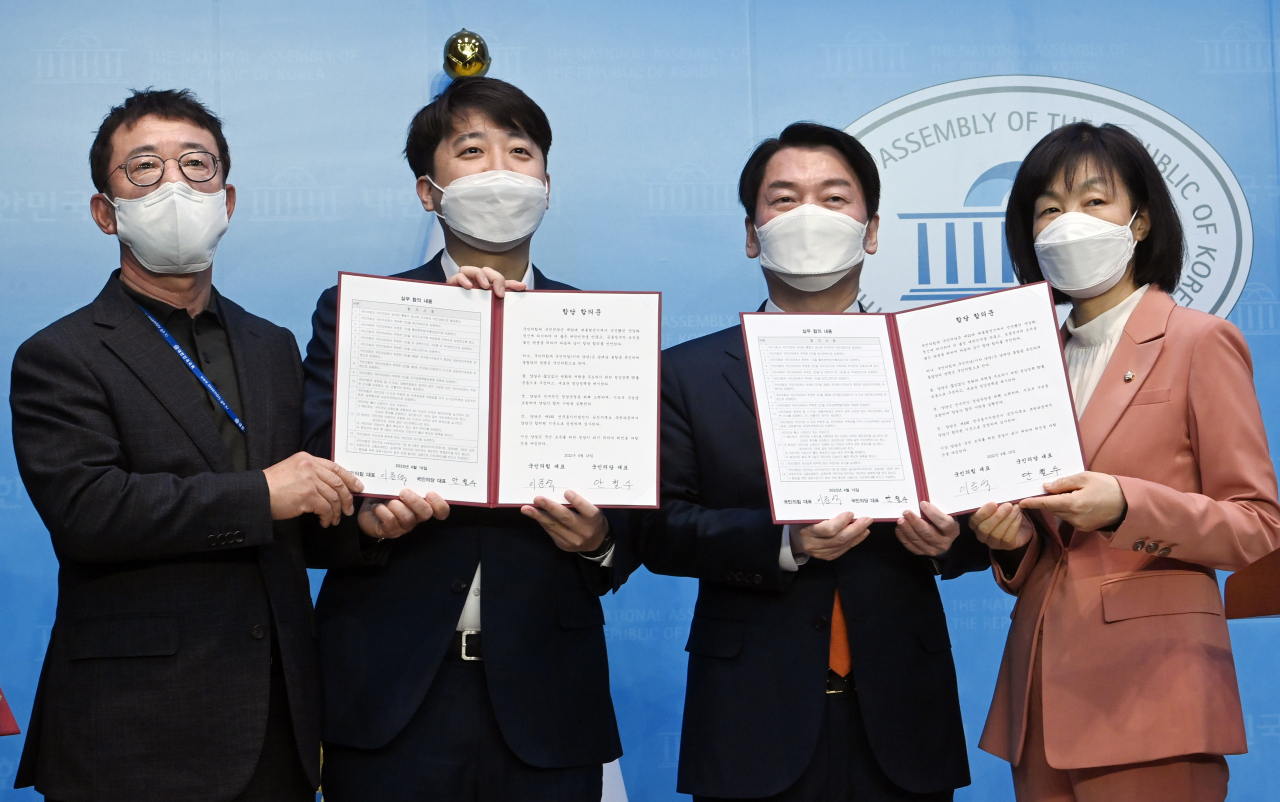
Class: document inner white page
893,283,1084,515
496,291,660,507
332,274,492,503
742,313,919,523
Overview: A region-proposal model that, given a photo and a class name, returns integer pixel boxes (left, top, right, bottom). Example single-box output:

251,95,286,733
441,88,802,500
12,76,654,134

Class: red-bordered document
742,281,1083,524
332,272,661,508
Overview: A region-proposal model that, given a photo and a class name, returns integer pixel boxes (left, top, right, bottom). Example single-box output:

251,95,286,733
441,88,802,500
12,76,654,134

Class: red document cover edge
653,292,662,510
885,315,931,510
330,271,491,506
330,272,345,475
740,312,907,526
0,684,20,736
487,294,504,507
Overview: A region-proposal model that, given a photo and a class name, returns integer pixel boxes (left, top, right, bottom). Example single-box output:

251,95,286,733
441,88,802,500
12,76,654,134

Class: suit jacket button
734,572,744,582
251,625,267,639
234,531,244,543
813,615,829,629
1158,547,1171,557
451,579,468,593
208,534,217,546
1145,541,1159,554
753,574,763,584
1132,540,1146,552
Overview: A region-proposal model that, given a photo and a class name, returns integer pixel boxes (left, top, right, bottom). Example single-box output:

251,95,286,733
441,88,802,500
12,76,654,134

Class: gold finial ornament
444,29,491,78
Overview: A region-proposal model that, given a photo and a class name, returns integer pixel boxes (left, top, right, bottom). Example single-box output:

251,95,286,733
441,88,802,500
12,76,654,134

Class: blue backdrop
2,1,1280,799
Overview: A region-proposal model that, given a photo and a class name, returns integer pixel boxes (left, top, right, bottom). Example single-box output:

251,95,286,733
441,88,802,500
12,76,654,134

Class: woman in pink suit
968,122,1280,801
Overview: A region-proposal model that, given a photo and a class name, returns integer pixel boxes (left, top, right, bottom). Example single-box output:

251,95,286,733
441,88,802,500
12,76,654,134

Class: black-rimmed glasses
113,151,220,187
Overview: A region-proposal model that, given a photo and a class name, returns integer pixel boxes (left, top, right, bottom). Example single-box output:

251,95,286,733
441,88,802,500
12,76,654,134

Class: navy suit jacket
633,322,989,798
301,254,631,769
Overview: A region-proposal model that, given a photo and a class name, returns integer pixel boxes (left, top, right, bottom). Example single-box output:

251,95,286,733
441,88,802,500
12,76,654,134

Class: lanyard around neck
137,305,246,433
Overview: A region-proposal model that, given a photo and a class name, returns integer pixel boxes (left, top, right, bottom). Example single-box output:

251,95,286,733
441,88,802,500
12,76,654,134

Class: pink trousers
1012,641,1229,802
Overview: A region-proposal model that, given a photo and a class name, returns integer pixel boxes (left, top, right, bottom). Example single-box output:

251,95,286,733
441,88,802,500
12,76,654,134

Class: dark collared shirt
121,279,248,472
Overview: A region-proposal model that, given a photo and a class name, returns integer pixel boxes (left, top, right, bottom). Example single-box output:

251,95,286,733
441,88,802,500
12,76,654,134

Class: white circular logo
847,76,1251,317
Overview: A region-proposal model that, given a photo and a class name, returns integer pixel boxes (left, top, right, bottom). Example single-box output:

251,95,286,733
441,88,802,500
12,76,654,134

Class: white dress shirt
764,296,863,572
1063,285,1149,418
439,249,613,632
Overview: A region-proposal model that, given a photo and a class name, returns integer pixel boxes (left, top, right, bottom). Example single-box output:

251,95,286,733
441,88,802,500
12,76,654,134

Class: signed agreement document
332,272,660,508
742,282,1083,523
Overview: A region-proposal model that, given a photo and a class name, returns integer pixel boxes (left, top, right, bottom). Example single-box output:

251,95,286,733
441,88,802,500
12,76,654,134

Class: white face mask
1033,210,1139,299
755,204,869,292
428,169,548,252
110,182,229,274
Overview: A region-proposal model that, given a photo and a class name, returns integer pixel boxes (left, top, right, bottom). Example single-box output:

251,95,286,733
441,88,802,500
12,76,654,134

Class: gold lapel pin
1124,371,1135,383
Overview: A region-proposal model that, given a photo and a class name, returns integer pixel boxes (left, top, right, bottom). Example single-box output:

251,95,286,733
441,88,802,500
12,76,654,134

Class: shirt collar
439,248,535,290
1065,284,1149,348
119,276,225,326
764,297,862,314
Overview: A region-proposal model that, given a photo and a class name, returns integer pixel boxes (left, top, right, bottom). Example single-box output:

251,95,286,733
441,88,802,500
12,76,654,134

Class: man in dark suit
301,77,633,801
10,89,362,802
633,123,991,801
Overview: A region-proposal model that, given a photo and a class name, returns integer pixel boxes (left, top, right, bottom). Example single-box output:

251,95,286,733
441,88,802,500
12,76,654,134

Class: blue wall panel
1,2,1278,799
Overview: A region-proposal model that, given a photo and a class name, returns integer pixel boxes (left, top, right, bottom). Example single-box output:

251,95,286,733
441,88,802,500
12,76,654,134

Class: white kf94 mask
428,170,548,252
1033,210,1139,299
110,181,229,274
755,204,869,292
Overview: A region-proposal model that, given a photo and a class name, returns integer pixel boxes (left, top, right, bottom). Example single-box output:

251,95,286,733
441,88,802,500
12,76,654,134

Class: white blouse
1064,285,1149,417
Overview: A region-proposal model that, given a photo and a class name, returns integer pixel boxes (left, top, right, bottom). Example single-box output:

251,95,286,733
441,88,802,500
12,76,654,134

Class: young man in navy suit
634,122,990,801
301,77,632,801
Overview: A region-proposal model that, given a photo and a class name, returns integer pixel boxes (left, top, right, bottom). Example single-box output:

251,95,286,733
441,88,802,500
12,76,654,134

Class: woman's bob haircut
1005,122,1184,301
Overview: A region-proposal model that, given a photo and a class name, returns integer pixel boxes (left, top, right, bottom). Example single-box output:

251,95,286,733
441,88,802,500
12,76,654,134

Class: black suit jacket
11,274,320,800
302,254,631,769
633,323,989,798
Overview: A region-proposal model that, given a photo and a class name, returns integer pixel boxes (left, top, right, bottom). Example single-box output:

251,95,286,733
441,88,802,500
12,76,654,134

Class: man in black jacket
11,89,362,801
302,77,633,801
634,123,990,801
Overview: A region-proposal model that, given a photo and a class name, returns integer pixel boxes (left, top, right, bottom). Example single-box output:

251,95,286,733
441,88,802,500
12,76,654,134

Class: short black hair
738,122,880,223
89,88,229,195
1006,122,1184,297
405,77,552,179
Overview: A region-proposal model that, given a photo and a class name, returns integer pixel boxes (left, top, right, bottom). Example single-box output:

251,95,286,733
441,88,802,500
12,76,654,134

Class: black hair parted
405,77,552,179
1005,122,1184,297
89,88,229,195
738,122,880,223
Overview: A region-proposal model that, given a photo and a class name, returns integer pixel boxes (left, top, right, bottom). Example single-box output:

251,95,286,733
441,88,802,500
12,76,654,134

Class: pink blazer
978,288,1280,770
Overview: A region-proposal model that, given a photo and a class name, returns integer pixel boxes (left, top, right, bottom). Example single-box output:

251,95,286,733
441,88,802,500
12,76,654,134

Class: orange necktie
829,589,851,677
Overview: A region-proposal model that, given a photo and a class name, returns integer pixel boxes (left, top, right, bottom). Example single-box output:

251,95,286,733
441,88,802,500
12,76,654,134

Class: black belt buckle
459,630,482,661
826,669,853,694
